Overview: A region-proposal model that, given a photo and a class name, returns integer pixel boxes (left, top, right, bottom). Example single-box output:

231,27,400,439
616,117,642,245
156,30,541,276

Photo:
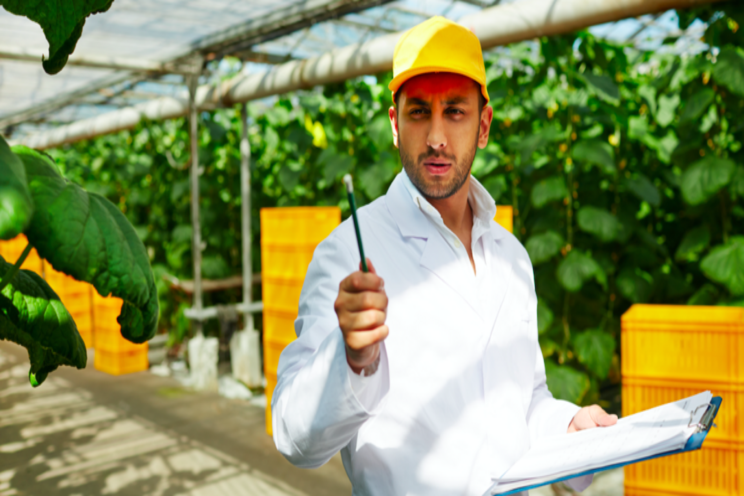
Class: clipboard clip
689,402,719,433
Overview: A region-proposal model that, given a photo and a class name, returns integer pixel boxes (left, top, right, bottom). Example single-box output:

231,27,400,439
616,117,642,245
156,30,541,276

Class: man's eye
446,108,464,115
410,108,427,115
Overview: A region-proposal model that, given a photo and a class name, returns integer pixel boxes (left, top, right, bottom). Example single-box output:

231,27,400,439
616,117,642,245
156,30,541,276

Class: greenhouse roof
0,0,709,144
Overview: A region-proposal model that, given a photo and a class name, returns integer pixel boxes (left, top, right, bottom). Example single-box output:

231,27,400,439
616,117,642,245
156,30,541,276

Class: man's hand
567,405,618,433
335,259,388,374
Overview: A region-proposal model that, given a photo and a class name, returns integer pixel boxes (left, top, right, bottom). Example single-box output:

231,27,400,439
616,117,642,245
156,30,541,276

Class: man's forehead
400,73,479,103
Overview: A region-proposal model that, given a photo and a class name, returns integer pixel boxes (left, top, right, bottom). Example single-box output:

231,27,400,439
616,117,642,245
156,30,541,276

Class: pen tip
343,174,353,193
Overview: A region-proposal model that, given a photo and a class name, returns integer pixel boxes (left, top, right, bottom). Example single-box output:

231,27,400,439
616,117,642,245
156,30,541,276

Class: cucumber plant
0,135,158,386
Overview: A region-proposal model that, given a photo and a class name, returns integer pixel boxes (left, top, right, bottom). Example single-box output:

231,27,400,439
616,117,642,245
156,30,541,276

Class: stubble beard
399,135,478,201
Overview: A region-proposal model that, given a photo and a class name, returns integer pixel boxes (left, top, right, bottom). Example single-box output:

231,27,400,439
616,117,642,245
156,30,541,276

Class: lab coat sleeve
525,343,593,492
272,229,390,469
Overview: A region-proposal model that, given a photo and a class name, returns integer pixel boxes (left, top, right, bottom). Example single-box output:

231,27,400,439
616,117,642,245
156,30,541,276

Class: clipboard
490,396,722,496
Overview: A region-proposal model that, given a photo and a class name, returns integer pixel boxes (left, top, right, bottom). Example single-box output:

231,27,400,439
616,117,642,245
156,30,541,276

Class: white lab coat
272,173,591,496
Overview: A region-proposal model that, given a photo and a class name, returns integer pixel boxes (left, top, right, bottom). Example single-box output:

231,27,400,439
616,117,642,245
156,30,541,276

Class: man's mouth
423,159,452,175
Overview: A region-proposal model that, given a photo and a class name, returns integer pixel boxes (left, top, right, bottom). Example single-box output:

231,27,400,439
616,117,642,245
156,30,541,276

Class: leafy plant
0,0,115,74
0,136,158,386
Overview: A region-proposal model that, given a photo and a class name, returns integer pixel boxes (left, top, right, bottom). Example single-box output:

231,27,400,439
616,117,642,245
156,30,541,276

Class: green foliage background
48,5,744,411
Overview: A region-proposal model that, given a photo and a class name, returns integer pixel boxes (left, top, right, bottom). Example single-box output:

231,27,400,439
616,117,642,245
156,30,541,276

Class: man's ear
478,105,493,149
388,106,399,149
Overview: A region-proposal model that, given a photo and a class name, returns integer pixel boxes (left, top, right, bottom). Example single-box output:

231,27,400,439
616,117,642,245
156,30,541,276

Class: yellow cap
389,16,489,103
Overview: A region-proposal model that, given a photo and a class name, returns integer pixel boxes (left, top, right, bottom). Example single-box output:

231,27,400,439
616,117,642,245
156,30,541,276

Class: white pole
188,73,203,337
19,0,722,150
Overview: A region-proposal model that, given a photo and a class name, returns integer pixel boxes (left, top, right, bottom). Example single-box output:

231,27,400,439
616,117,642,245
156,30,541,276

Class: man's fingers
588,405,618,427
344,325,389,351
365,258,378,275
343,309,387,331
342,290,388,312
340,270,385,293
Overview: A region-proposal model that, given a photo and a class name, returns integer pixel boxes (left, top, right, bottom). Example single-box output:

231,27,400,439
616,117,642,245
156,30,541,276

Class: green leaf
0,135,34,240
582,73,620,104
572,329,615,379
700,237,744,296
537,298,554,335
687,283,720,306
557,250,607,292
526,230,564,265
732,166,744,197
680,156,735,205
572,140,615,174
1,0,115,75
0,256,86,386
359,156,396,199
624,175,661,207
616,268,653,303
367,114,394,150
482,175,507,201
679,88,715,124
675,226,710,262
642,130,678,164
545,361,590,403
531,177,568,208
13,147,158,343
713,46,744,97
638,85,657,115
577,206,620,242
317,147,354,184
656,94,680,127
628,115,648,139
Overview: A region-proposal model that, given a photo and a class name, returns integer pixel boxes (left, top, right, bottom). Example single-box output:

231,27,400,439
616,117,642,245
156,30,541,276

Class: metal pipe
240,103,254,331
19,0,722,150
184,301,264,321
188,72,204,336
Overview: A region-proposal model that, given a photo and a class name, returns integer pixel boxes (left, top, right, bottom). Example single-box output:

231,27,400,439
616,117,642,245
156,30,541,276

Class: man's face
389,73,493,200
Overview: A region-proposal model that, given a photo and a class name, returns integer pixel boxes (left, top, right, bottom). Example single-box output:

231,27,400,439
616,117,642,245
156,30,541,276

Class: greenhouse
0,0,743,494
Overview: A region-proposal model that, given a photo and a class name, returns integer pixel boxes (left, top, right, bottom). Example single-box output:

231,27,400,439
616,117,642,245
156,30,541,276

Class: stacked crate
92,291,149,375
0,234,44,275
622,304,744,496
494,205,513,233
44,267,95,348
261,207,341,435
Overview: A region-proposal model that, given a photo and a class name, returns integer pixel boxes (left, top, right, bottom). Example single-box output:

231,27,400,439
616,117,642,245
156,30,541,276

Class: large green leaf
526,230,564,265
577,207,620,242
0,135,33,240
537,298,554,335
545,360,590,404
531,177,568,208
624,174,661,207
572,140,615,175
675,226,710,262
700,237,744,296
732,166,744,197
1,0,115,75
616,268,653,303
557,250,607,292
582,73,620,105
656,94,680,127
572,329,615,379
679,88,715,125
13,147,158,343
0,255,86,386
713,46,744,97
680,156,735,205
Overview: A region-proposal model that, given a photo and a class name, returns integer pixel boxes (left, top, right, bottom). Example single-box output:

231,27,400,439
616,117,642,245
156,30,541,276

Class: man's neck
427,176,473,235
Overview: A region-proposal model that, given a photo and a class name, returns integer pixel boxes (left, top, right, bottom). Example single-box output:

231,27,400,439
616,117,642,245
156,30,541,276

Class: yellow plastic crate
260,207,341,246
94,347,148,376
622,305,744,384
0,234,44,274
623,377,744,445
261,206,340,435
44,267,94,348
91,293,145,354
625,438,744,496
494,205,513,234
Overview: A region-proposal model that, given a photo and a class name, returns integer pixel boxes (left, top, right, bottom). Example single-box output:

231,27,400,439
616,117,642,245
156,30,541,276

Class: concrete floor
0,341,624,496
0,341,352,496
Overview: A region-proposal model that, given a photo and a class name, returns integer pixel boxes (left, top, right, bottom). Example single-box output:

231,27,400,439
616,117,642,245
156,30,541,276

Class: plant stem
0,243,33,293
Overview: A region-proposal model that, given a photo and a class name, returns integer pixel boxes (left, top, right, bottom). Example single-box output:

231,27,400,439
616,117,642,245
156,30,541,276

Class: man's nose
426,114,447,151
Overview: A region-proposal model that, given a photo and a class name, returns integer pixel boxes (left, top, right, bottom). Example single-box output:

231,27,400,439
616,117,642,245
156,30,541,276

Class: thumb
364,258,377,274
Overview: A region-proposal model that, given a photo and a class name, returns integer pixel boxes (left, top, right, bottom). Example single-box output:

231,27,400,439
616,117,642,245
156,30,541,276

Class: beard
399,135,478,201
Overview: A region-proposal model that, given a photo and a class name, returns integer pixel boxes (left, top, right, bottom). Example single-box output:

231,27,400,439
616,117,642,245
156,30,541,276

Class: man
272,16,617,495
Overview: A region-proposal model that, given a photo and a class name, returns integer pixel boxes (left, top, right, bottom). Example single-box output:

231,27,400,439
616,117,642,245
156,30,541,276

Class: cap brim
388,66,489,103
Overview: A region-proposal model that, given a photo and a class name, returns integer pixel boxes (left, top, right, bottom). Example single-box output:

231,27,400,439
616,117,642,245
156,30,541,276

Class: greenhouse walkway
0,341,351,496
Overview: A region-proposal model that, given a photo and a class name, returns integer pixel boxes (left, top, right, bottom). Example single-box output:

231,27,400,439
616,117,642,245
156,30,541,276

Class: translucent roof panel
1,0,715,142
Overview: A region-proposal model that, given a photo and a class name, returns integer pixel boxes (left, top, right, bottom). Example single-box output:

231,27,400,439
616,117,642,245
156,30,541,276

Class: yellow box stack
92,292,148,375
44,267,95,348
0,234,44,275
494,205,513,233
261,207,341,435
622,304,744,496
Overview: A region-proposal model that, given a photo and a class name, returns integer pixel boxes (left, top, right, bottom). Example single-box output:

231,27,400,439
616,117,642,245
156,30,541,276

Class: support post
240,103,253,330
188,72,203,337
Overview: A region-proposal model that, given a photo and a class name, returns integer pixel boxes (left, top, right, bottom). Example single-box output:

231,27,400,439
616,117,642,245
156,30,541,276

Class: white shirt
272,172,591,496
